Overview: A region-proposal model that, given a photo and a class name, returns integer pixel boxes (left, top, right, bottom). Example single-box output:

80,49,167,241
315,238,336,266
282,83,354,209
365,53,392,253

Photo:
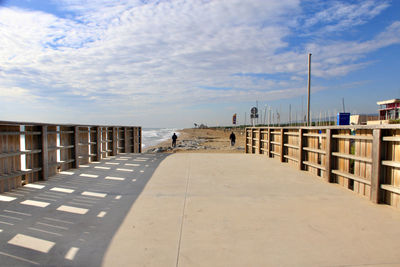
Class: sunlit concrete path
0,153,169,266
1,153,400,266
104,153,400,267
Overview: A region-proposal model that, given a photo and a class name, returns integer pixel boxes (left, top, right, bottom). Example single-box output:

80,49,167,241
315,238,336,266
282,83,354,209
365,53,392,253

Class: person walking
229,132,236,146
172,133,178,148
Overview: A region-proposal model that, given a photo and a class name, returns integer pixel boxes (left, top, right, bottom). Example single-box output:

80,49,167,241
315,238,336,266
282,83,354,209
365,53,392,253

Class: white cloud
0,0,398,126
0,86,38,102
302,0,390,34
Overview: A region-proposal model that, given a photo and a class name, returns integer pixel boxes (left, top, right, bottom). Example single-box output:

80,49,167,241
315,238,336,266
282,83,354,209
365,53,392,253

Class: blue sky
0,0,399,128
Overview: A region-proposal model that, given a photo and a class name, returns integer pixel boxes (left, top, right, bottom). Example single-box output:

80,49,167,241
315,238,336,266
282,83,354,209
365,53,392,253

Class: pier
0,122,400,266
0,153,399,266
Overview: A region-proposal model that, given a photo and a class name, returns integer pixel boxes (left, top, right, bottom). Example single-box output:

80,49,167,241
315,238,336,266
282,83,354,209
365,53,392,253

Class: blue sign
337,113,350,125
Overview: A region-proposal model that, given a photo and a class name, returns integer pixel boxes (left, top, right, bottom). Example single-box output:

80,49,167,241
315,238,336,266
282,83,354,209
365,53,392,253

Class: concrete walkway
0,153,168,266
1,153,400,266
104,153,400,267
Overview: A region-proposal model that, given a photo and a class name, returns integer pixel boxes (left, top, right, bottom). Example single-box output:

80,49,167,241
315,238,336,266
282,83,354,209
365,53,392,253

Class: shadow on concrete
0,153,170,266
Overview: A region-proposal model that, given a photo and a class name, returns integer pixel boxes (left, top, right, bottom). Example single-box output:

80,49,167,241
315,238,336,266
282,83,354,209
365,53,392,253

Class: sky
0,0,399,128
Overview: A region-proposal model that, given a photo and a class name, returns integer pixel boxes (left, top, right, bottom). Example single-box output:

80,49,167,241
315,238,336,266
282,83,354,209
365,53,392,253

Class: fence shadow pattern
246,126,400,209
0,121,142,193
0,153,168,266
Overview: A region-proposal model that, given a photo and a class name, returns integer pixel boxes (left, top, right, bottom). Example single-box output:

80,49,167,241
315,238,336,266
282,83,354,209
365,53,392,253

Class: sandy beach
144,128,246,153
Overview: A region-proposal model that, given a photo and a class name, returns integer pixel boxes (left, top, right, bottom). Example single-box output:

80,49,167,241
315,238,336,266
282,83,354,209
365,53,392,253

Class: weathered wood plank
371,129,382,203
74,126,80,169
41,126,49,181
280,129,284,162
332,152,372,163
333,134,373,140
332,170,371,186
325,129,332,183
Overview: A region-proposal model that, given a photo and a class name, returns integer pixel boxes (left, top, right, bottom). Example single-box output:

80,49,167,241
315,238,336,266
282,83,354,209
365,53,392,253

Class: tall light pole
307,53,312,126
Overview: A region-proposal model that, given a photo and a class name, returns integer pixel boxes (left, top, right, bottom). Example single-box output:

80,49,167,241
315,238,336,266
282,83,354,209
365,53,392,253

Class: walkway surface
1,153,400,266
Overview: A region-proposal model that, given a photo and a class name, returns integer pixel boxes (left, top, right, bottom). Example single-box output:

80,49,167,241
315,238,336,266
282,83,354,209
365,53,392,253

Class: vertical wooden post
131,127,134,153
245,128,249,153
258,128,262,154
325,129,333,182
112,127,117,156
74,126,80,169
133,127,138,153
124,127,129,153
267,128,271,158
138,127,142,153
280,128,285,162
250,128,254,154
129,127,133,153
298,128,303,171
371,128,382,203
96,126,102,161
41,126,49,181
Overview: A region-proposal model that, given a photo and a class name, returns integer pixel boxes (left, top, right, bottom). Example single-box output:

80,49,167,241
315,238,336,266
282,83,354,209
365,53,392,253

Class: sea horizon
141,128,180,149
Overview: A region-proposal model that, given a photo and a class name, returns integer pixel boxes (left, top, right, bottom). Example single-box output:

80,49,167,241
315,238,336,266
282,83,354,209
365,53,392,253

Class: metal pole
264,105,267,125
307,53,312,126
268,108,271,127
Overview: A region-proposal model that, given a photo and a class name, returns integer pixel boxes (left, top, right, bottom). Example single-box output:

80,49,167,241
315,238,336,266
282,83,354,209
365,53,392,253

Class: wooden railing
0,120,141,193
245,125,400,209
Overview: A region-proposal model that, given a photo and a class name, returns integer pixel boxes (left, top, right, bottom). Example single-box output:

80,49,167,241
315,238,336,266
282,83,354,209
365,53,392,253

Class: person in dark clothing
172,133,178,147
229,132,236,146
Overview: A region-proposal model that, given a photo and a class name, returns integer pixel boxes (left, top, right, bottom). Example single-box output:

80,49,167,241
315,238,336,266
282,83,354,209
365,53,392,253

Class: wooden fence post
124,127,129,153
129,127,133,153
325,129,332,183
138,127,142,153
267,128,271,158
96,126,102,161
245,128,249,153
41,126,49,181
280,128,285,162
298,128,303,171
133,127,138,153
112,127,117,156
74,126,80,168
251,128,254,153
258,128,262,154
371,129,382,203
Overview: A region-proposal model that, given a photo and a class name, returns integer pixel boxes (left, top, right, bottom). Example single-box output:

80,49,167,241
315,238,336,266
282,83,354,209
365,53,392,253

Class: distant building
377,99,400,120
365,99,400,125
350,115,368,125
352,114,379,125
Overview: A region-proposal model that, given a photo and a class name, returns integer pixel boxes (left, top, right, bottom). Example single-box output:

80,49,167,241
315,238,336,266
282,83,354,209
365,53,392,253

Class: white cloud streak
302,0,390,33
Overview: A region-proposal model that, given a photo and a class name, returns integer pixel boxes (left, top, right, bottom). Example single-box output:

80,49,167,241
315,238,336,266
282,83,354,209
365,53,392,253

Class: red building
378,99,400,120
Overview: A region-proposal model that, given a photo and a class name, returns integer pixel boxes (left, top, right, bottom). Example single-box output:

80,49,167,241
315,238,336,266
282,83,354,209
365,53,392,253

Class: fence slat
280,129,284,162
74,126,80,169
96,126,102,161
371,129,382,203
41,126,49,181
112,127,117,156
325,129,332,183
298,129,303,170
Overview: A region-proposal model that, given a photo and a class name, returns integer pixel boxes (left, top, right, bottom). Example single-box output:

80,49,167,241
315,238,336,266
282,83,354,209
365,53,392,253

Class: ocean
141,128,179,149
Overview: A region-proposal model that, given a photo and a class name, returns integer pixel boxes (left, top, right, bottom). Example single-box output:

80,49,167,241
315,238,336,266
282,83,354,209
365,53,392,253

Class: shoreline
144,128,246,153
